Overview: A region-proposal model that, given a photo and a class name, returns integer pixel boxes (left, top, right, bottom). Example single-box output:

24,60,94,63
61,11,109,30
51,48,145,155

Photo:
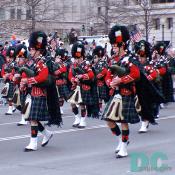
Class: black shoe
116,154,128,158
17,123,26,126
5,113,12,115
24,148,36,152
72,123,80,128
150,121,158,125
12,108,16,113
77,125,86,129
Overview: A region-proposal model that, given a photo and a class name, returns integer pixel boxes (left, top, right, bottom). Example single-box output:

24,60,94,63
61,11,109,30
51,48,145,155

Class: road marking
0,125,106,142
0,122,18,126
0,114,175,126
0,115,175,142
0,115,74,126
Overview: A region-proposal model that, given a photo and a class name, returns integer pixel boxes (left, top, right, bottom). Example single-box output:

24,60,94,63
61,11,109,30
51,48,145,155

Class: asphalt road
0,102,175,175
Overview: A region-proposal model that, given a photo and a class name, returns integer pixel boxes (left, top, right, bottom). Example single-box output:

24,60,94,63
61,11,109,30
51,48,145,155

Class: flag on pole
128,25,142,43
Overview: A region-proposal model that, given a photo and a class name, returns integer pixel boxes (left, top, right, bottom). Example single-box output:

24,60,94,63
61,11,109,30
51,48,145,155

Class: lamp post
162,24,165,42
161,18,166,42
170,27,173,46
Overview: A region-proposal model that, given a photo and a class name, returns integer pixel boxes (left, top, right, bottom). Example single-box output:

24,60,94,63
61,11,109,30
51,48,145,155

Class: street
0,102,175,175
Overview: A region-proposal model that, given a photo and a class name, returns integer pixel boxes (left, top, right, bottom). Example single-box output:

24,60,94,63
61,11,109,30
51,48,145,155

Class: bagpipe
102,64,133,122
19,57,54,88
67,60,91,105
73,60,93,85
109,64,128,77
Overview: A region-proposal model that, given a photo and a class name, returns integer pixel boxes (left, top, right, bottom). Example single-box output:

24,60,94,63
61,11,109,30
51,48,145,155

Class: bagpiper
151,42,173,118
103,25,140,158
13,44,29,126
1,46,16,115
68,42,96,128
54,48,71,114
20,31,62,152
134,40,161,133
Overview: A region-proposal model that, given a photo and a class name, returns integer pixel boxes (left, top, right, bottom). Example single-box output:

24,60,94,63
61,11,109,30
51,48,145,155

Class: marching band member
68,42,95,128
1,46,16,115
151,42,171,118
13,44,29,126
135,40,159,133
92,46,110,114
103,25,140,158
20,31,62,152
54,48,71,114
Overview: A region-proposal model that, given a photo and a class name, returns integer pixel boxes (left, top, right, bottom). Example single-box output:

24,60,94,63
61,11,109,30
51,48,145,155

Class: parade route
0,103,175,175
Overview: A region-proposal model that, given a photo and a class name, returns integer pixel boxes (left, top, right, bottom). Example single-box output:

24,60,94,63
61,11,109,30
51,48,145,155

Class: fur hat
6,46,16,58
28,31,47,51
93,46,105,57
108,25,130,47
71,42,85,59
15,44,28,58
153,41,167,55
55,48,68,60
135,40,151,60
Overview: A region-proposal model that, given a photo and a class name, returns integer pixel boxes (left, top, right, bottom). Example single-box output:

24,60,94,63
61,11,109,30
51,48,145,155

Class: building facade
0,0,175,47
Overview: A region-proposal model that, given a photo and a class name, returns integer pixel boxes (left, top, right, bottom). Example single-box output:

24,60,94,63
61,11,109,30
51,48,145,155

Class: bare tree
88,0,140,35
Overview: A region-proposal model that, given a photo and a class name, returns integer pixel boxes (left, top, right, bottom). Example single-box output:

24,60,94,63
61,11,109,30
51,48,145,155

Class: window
26,9,32,19
123,0,129,5
151,0,175,3
153,18,160,30
17,9,22,19
0,8,5,20
98,7,101,16
167,18,173,29
10,9,15,19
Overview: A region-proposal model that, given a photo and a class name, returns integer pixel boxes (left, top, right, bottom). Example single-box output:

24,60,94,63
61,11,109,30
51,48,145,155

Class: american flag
128,25,142,43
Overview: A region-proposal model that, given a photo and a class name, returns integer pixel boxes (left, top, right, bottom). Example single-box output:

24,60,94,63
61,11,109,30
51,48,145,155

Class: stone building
0,0,175,47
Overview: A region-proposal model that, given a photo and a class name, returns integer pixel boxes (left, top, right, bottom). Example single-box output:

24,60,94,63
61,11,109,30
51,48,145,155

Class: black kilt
7,82,15,99
98,85,109,102
57,84,70,100
27,96,50,121
102,95,140,124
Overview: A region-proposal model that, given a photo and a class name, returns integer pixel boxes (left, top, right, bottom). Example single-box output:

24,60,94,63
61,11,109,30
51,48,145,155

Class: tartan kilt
91,84,99,105
7,82,15,99
80,88,94,105
27,96,50,121
57,84,70,100
102,95,140,124
98,85,109,102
